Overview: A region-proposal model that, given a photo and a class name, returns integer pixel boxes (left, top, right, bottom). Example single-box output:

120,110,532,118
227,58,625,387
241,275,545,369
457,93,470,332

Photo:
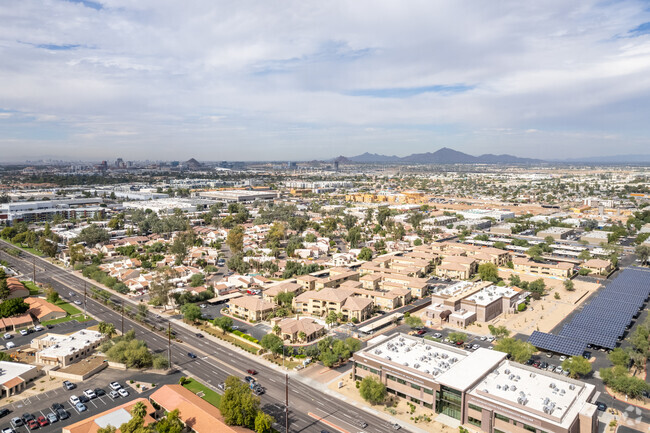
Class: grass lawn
56,299,83,316
4,240,43,257
182,379,222,408
21,280,41,295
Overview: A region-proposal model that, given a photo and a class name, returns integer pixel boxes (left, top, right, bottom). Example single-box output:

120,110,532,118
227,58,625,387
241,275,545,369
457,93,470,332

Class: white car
559,355,567,362
2,427,16,433
3,333,12,339
69,395,80,405
118,388,129,397
109,381,122,390
33,325,43,332
74,300,82,305
480,336,487,341
5,342,15,349
84,389,97,399
19,329,28,336
109,390,119,399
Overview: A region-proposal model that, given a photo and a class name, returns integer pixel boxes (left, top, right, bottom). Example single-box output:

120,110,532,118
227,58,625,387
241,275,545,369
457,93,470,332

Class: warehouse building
353,333,598,433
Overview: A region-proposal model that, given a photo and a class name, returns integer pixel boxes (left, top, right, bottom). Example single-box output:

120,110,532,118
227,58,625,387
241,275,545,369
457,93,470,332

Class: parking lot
0,369,181,433
1,320,98,351
198,303,270,342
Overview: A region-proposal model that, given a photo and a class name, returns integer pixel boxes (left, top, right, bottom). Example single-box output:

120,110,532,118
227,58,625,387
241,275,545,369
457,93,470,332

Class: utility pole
167,323,172,370
32,257,36,285
285,373,289,433
121,304,124,335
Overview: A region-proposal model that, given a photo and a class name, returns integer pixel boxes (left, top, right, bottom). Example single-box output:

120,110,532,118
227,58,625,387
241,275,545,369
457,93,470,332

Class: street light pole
32,257,36,285
121,304,124,335
168,323,172,370
285,373,289,433
83,281,87,319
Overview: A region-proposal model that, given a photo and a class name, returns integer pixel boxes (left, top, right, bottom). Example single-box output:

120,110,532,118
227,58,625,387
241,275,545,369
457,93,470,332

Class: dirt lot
460,270,602,336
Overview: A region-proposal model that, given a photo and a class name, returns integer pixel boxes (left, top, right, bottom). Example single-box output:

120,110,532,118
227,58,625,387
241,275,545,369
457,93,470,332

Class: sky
2,0,650,162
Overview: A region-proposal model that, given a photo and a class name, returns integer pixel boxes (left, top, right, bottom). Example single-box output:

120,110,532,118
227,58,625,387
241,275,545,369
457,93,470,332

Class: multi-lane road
0,240,409,433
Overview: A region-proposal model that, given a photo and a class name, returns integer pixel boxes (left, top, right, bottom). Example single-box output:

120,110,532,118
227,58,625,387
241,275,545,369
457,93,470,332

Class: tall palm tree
130,401,147,419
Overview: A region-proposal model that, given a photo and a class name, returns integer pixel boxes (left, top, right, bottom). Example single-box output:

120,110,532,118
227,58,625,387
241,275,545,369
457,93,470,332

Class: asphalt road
0,241,410,433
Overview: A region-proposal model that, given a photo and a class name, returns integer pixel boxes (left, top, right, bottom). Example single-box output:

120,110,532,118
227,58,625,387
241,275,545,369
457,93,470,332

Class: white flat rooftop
0,361,37,383
436,348,506,391
37,330,103,358
465,285,518,306
430,281,475,297
368,334,467,378
470,361,592,424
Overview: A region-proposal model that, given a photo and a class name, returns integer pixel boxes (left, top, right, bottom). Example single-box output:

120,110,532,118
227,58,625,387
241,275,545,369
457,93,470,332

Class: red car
247,369,257,375
27,419,39,429
37,415,49,427
416,330,426,335
455,340,464,346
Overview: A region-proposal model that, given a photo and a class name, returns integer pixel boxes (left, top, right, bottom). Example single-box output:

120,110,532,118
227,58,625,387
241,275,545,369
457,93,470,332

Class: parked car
559,356,567,362
78,395,89,403
596,402,607,411
118,388,129,397
26,420,39,430
84,389,97,399
109,381,122,390
36,415,49,427
455,340,464,346
3,333,12,340
109,390,119,399
75,402,87,412
19,329,28,336
217,383,226,391
6,342,16,349
63,380,76,390
22,413,35,424
416,329,426,335
94,387,106,396
1,427,15,433
69,395,80,405
10,417,23,428
432,333,442,338
33,326,43,332
472,344,480,350
582,351,591,359
0,408,10,418
56,409,69,420
480,336,487,341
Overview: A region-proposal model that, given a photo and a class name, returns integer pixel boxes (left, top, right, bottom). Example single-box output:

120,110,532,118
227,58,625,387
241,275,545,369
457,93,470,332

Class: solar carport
528,267,650,355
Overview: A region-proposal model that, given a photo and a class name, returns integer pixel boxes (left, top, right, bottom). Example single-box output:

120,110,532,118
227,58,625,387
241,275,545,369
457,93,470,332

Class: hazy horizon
2,1,650,161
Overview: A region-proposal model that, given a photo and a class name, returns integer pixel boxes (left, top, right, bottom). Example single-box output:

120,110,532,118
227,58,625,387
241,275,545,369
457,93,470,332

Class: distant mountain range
335,147,543,164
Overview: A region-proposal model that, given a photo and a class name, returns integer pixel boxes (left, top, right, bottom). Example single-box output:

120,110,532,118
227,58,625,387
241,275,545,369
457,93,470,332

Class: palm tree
298,331,307,342
130,401,147,419
98,322,116,338
272,324,281,335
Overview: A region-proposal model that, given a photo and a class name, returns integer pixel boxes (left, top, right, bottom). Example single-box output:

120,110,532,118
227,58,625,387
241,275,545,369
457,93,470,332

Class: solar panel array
528,331,586,356
528,268,650,354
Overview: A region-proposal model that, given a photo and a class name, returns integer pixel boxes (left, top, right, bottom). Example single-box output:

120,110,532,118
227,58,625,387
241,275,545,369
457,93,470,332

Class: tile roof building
62,398,156,433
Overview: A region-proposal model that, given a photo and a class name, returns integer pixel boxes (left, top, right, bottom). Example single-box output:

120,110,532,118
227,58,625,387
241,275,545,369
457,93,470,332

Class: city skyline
2,0,650,161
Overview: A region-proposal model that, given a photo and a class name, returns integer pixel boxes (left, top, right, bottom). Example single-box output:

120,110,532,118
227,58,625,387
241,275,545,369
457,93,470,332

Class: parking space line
69,402,80,414
89,399,98,408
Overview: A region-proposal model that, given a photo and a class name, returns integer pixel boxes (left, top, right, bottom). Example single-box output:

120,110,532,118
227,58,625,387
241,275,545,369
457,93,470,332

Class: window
468,403,482,412
436,386,462,420
494,430,506,433
424,388,433,395
523,424,537,432
468,417,481,427
423,402,433,409
396,378,407,385
495,413,510,423
411,384,421,391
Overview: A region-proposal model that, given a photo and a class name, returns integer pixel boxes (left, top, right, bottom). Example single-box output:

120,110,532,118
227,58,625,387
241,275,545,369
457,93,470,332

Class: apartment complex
0,199,105,225
353,334,598,433
512,258,574,278
227,296,277,321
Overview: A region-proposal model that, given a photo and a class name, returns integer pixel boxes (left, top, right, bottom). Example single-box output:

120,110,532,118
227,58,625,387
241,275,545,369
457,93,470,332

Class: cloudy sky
2,0,650,161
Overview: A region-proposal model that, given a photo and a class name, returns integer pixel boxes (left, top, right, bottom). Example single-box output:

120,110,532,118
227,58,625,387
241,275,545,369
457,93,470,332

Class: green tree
359,376,387,405
494,338,535,363
0,279,10,301
526,245,543,262
578,250,591,261
478,262,499,282
221,376,260,428
214,316,233,334
260,333,284,358
487,325,510,339
358,247,373,261
97,426,117,433
0,298,30,318
254,411,275,433
227,225,245,253
46,287,60,304
180,303,202,322
98,322,116,338
325,311,338,328
447,332,467,343
155,409,183,433
404,315,423,329
636,244,650,264
562,356,592,378
75,224,110,246
130,401,148,419
563,279,575,291
190,273,205,287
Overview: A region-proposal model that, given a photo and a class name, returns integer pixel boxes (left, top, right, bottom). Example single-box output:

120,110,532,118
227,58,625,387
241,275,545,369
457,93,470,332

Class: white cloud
1,0,650,160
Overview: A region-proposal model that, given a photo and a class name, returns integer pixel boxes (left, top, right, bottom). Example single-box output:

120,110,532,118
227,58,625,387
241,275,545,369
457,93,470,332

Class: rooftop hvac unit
569,384,575,390
504,369,510,375
511,385,517,391
496,385,501,390
403,362,409,367
559,389,566,395
414,363,420,369
503,385,509,391
386,356,391,361
515,375,521,381
544,397,550,405
509,374,515,380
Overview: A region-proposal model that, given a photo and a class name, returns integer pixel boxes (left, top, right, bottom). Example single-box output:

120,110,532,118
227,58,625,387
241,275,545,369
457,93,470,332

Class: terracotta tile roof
2,376,24,389
25,297,66,320
150,384,238,433
228,295,276,312
6,278,28,296
62,398,155,433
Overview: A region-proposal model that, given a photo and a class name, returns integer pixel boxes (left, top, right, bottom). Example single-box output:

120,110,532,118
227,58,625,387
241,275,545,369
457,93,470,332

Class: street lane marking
308,412,350,433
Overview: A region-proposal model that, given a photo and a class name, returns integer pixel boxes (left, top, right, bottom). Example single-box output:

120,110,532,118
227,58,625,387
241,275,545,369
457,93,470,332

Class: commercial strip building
511,258,574,278
537,227,575,241
0,199,105,225
427,281,527,327
31,330,106,367
62,398,156,433
0,361,40,398
353,333,598,433
197,189,278,202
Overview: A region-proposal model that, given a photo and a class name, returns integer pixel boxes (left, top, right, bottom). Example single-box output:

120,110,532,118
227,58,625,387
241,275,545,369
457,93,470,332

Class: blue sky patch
628,21,650,36
345,84,474,98
35,43,82,51
64,0,103,10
